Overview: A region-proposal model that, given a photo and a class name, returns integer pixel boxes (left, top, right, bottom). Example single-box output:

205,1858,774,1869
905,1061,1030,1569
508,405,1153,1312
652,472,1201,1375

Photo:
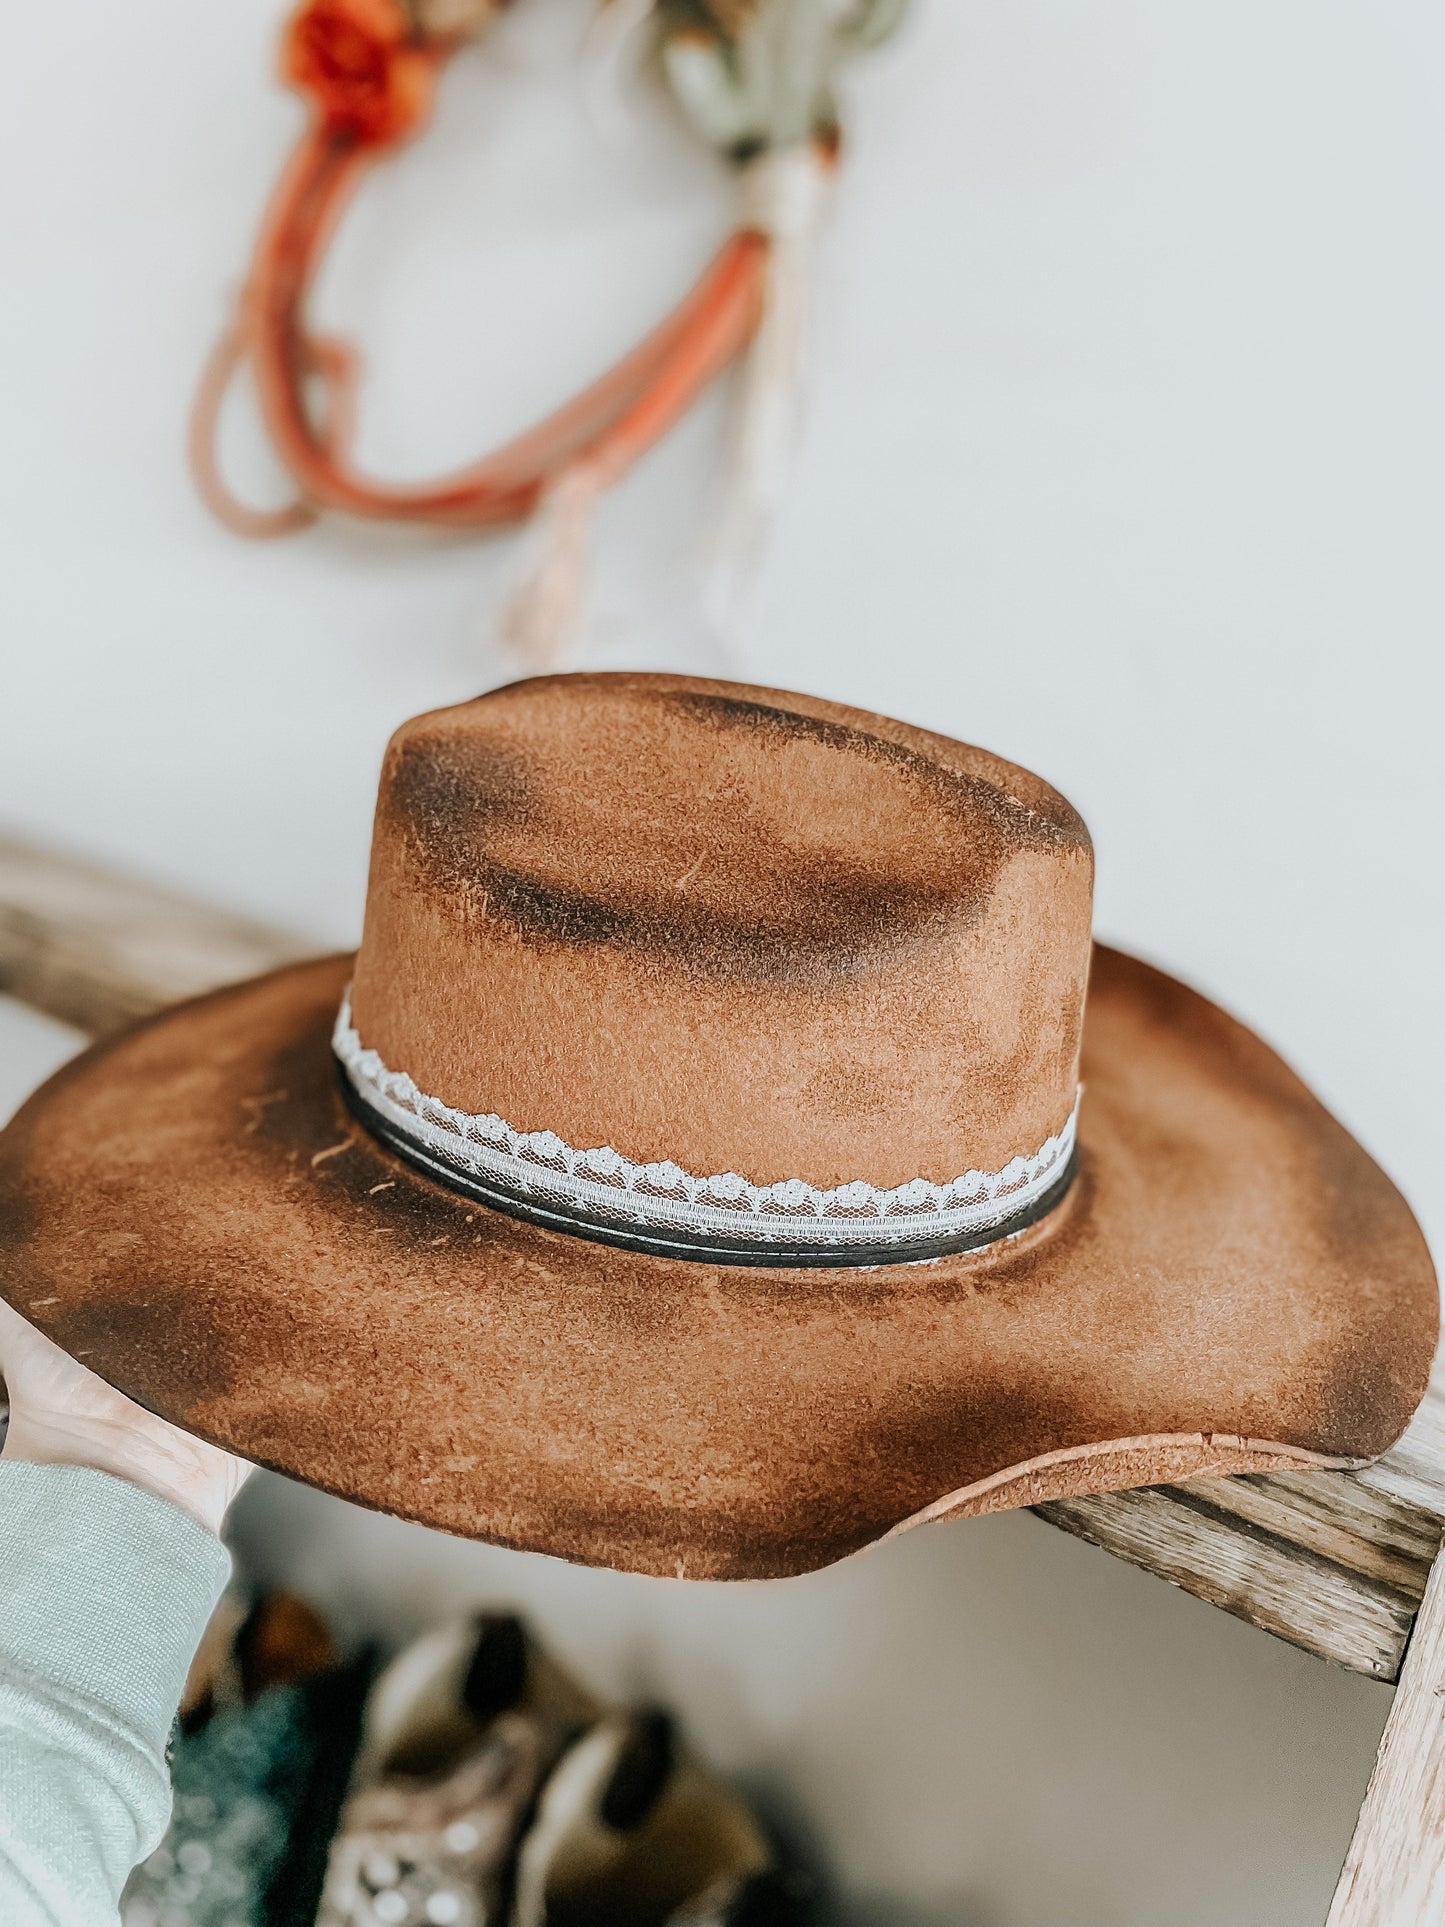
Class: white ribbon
333,992,1079,1256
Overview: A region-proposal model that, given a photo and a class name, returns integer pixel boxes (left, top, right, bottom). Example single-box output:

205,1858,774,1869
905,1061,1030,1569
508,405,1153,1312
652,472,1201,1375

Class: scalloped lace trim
332,992,1079,1249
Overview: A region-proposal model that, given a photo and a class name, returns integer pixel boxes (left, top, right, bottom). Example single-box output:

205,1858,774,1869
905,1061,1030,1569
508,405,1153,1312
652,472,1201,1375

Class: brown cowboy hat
0,674,1435,1579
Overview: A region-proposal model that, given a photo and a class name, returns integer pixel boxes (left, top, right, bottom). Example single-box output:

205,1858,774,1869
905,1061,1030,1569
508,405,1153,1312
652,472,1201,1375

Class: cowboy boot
317,1613,599,1927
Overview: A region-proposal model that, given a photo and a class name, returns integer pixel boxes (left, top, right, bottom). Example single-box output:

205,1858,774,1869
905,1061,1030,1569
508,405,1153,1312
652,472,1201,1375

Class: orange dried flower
282,0,436,144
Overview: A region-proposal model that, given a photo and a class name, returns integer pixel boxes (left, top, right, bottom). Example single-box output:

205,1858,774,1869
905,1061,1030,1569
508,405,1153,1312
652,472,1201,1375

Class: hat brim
0,946,1435,1580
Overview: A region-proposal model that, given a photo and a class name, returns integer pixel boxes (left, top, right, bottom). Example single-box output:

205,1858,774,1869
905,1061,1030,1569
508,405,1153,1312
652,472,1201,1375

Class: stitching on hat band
332,991,1080,1267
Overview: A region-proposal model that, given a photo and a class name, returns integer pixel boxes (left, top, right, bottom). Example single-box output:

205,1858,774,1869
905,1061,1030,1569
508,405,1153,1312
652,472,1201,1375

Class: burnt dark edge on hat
336,1060,1078,1269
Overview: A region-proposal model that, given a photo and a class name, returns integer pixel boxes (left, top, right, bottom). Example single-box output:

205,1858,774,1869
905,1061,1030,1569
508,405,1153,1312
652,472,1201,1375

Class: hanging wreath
190,0,905,654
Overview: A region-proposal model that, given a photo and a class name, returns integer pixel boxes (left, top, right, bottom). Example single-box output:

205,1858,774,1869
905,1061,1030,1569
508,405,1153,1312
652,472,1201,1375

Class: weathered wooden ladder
1,831,1440,1924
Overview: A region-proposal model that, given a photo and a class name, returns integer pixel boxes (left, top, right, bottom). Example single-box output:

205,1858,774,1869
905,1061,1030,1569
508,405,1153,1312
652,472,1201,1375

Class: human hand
0,1297,251,1537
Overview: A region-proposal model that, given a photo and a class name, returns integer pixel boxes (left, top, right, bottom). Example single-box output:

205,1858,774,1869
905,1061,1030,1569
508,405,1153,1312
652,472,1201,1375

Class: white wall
3,0,1442,1919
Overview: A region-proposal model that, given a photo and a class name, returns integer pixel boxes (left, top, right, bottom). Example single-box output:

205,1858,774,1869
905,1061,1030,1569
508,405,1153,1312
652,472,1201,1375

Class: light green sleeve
0,1460,232,1927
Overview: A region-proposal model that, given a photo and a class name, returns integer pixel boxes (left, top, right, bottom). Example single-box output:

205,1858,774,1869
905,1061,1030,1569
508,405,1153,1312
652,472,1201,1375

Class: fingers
0,1296,253,1538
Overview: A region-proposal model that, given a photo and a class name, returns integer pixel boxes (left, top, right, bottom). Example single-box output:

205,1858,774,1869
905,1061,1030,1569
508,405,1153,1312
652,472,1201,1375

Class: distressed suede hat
0,674,1435,1578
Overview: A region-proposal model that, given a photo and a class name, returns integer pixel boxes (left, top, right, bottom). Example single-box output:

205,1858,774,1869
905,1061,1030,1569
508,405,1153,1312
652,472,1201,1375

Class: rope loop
190,7,770,540
189,0,901,662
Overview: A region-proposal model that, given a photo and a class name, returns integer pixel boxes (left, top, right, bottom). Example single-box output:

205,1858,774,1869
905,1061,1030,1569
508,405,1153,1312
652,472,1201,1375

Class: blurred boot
318,1614,597,1927
511,1710,813,1927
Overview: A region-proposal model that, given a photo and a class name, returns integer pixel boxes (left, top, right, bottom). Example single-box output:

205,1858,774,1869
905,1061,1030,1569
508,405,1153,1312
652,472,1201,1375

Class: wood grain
1037,1470,1441,1680
1327,1547,1445,1922
2,826,1442,1682
0,832,310,1039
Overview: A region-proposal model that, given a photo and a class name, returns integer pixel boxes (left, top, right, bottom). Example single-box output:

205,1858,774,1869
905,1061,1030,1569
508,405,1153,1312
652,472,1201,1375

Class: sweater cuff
0,1461,231,1753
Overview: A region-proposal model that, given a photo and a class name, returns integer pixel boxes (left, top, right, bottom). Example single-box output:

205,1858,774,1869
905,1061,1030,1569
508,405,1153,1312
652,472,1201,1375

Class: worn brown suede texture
0,946,1433,1576
0,673,1436,1578
351,676,1093,1185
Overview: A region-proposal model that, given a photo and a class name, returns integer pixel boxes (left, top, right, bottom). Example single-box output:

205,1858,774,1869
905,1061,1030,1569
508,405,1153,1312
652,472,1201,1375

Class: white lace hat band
332,992,1079,1268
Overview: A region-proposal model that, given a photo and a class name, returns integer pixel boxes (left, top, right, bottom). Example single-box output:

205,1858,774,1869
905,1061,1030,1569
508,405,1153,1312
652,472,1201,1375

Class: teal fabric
123,1683,322,1927
120,1653,377,1927
0,1461,231,1927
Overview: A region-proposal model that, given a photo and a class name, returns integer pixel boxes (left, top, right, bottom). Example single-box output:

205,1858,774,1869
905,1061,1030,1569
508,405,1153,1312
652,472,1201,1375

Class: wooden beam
0,832,311,1039
2,827,1442,1682
1036,1468,1442,1680
1327,1547,1445,1921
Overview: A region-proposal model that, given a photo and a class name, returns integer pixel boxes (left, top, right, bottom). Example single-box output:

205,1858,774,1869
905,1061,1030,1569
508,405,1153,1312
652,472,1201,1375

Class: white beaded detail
332,992,1079,1252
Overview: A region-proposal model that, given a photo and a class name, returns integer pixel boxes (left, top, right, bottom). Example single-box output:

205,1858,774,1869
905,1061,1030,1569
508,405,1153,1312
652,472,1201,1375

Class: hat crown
349,674,1094,1193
